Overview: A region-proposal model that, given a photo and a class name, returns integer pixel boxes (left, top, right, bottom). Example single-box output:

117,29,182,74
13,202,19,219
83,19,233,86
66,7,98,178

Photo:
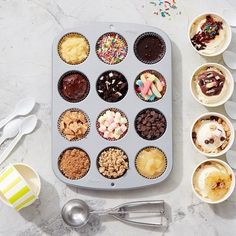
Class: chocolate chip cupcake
135,108,166,140
135,147,167,179
58,71,90,102
96,71,128,102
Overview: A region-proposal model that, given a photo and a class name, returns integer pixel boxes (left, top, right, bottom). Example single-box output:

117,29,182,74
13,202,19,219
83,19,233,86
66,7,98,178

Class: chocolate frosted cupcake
97,108,128,141
58,33,90,65
135,147,167,179
59,147,90,180
134,32,166,64
58,71,90,102
58,109,90,141
97,147,129,179
96,32,128,65
135,108,166,140
135,70,166,102
96,71,128,102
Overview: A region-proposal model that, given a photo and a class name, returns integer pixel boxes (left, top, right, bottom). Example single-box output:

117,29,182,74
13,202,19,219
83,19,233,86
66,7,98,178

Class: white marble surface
0,0,236,235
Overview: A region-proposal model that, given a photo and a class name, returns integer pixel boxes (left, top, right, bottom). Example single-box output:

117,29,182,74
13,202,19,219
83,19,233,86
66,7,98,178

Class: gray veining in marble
0,0,236,235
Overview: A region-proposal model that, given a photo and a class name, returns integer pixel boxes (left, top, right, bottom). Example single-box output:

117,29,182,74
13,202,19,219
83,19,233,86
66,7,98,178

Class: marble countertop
0,0,236,235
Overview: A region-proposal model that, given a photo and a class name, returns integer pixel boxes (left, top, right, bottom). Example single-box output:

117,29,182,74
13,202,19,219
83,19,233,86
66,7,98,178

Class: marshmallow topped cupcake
191,63,234,107
189,13,231,56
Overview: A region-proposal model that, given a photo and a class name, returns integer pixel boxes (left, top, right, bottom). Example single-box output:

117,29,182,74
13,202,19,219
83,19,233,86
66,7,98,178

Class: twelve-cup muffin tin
52,23,172,190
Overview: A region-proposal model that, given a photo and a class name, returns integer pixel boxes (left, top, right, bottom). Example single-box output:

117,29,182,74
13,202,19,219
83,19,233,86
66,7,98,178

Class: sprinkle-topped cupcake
96,33,128,65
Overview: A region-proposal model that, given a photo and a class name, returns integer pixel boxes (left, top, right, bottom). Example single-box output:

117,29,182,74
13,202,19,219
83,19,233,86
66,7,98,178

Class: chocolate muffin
58,71,90,102
135,108,166,140
96,71,128,102
134,32,166,64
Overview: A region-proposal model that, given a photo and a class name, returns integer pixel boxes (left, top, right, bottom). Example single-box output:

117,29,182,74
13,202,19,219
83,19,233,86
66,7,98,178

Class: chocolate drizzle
197,69,225,96
191,15,223,51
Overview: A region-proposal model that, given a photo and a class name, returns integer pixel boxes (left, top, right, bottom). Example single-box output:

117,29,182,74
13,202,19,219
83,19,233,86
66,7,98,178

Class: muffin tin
52,23,172,190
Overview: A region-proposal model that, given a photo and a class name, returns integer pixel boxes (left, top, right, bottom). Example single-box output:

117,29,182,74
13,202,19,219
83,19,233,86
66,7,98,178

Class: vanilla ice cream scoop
196,120,226,153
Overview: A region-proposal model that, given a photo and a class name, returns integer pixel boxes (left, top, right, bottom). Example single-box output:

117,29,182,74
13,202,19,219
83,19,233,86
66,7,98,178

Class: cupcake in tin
134,32,166,64
97,147,129,179
96,32,128,65
135,70,166,102
135,108,166,140
59,147,90,180
97,108,128,141
58,71,90,103
135,147,167,179
58,32,90,65
96,70,128,103
58,108,90,141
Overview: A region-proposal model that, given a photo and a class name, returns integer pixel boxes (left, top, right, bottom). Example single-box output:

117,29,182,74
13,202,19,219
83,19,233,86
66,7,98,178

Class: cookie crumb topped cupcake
59,148,90,180
58,33,90,64
135,147,167,179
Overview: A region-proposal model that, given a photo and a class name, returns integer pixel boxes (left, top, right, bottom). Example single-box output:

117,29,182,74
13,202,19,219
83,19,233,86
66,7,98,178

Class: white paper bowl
190,112,235,157
188,12,232,57
191,159,235,204
190,63,234,107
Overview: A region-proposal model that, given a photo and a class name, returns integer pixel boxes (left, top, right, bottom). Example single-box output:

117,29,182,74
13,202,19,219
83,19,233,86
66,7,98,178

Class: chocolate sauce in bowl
197,70,225,96
191,15,223,51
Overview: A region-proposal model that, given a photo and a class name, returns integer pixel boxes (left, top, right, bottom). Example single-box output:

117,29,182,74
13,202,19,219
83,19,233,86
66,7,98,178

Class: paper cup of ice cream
192,159,235,204
190,63,234,107
188,12,232,57
191,112,234,157
0,163,41,211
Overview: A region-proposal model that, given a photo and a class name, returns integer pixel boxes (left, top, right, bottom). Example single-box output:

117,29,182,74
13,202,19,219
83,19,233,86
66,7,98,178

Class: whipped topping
193,161,231,200
195,120,226,153
190,15,229,55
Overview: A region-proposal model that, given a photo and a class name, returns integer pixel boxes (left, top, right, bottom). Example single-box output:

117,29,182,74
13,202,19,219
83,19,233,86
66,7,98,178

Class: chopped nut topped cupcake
97,147,129,179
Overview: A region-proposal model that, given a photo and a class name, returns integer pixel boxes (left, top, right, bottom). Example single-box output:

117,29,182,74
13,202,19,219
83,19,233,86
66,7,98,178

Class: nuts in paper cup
0,163,41,211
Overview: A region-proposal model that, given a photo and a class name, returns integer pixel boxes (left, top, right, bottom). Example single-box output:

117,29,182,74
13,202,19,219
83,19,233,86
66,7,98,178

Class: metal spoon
0,97,35,129
223,51,236,70
0,115,37,165
0,118,22,146
225,100,236,120
61,199,166,228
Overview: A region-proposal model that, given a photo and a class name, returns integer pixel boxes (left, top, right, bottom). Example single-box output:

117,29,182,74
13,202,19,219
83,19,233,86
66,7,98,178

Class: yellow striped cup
0,163,41,211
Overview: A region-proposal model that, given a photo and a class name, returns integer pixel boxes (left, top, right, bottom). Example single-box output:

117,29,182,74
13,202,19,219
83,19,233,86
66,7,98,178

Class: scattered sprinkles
96,32,128,65
150,0,179,18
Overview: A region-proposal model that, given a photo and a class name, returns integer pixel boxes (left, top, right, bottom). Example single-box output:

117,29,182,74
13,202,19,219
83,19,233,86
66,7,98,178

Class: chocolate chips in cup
135,108,166,140
96,71,128,102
